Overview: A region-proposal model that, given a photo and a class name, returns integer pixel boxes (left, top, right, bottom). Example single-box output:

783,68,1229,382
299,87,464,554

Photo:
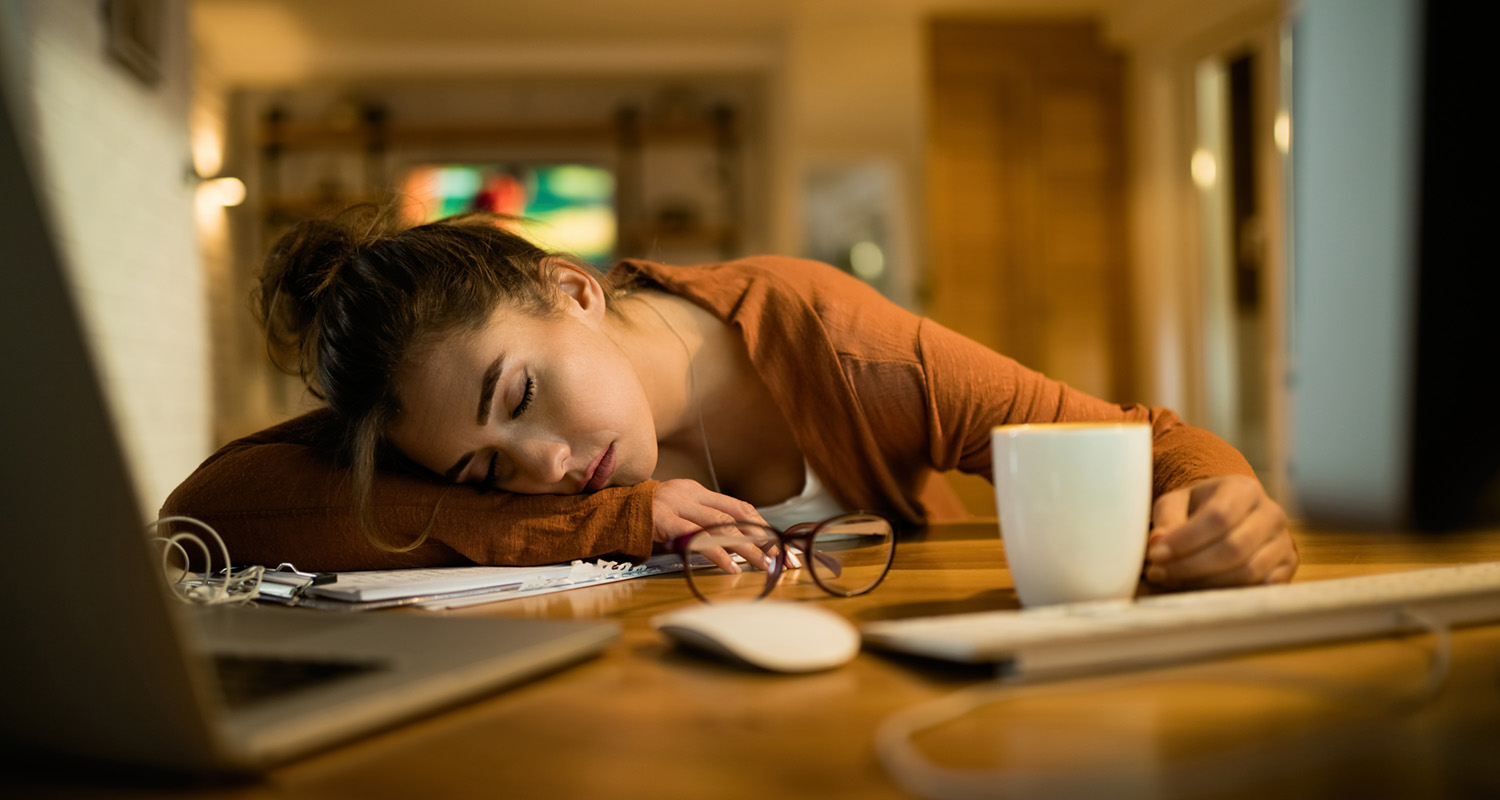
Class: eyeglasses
666,512,896,604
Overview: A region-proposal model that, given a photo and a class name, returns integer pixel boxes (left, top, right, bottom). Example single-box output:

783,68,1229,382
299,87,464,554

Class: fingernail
1147,543,1171,562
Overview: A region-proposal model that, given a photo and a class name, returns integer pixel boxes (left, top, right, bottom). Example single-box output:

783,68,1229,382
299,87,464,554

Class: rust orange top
161,257,1253,571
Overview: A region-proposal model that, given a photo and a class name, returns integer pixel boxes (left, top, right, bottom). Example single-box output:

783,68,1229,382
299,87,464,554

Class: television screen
399,163,616,267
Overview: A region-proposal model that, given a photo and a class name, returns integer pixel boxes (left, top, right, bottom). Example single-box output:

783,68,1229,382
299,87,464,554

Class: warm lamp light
1190,148,1218,189
1274,110,1292,155
197,176,245,208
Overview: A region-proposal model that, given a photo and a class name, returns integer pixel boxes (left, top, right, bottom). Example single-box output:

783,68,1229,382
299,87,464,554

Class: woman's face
386,279,658,495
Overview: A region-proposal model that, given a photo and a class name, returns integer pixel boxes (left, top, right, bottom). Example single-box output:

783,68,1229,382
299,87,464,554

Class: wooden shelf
260,123,613,149
256,104,744,261
258,120,732,150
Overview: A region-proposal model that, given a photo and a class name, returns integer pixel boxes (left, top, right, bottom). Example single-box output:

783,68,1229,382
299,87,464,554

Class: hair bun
254,204,398,386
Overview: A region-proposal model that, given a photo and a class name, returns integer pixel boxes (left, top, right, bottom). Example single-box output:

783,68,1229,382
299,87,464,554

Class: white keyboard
861,562,1500,679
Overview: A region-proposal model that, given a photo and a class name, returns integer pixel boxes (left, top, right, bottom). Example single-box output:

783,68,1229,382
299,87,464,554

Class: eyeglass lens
805,514,894,596
682,514,894,604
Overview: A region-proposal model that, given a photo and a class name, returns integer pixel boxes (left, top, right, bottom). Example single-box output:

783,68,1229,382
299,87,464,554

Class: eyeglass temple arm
784,534,844,579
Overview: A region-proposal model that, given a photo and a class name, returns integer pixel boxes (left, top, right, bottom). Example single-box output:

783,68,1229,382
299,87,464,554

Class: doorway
926,20,1131,515
1190,28,1289,488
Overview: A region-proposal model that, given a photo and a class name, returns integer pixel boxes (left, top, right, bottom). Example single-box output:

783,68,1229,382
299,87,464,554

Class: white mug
991,423,1152,607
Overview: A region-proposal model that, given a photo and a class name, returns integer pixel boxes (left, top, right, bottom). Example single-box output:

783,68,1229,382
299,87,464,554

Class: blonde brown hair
254,204,621,550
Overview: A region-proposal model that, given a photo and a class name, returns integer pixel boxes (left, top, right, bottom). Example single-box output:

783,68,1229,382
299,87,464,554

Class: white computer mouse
651,601,861,673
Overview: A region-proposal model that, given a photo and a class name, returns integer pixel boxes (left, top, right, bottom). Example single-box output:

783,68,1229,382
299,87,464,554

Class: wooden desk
8,522,1500,798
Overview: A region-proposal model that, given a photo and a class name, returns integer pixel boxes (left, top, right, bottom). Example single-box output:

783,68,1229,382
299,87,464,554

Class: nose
510,437,570,488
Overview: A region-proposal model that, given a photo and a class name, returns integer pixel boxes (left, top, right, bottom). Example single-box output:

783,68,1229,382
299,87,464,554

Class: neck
610,292,714,449
609,290,805,505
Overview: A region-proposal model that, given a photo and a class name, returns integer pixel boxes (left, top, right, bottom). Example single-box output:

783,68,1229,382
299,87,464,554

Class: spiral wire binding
146,515,263,605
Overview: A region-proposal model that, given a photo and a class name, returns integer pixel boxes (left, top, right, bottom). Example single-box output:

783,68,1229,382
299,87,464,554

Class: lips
583,443,617,492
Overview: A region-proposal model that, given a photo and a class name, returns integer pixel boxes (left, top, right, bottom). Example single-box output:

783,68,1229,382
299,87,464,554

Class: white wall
3,0,211,518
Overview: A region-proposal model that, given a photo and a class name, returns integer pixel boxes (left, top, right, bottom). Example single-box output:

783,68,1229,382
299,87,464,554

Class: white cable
875,609,1456,799
145,515,263,605
1395,605,1453,703
638,295,721,493
875,678,1169,799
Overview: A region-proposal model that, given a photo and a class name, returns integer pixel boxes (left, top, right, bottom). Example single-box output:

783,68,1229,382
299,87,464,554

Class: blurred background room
2,0,1298,522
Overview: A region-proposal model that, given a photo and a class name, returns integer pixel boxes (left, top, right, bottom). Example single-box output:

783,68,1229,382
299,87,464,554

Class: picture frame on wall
104,0,163,87
802,160,903,302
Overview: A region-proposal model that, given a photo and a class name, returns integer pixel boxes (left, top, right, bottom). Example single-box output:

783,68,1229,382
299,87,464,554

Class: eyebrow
477,354,504,425
442,354,505,483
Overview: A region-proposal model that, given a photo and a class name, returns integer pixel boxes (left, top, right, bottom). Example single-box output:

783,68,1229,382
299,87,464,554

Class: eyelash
473,376,533,490
512,376,535,419
483,453,498,491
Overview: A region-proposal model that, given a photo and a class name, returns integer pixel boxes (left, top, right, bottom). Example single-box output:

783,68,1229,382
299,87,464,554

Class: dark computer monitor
1288,0,1499,530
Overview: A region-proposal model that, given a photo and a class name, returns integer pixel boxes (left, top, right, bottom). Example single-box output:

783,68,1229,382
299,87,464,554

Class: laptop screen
0,72,221,767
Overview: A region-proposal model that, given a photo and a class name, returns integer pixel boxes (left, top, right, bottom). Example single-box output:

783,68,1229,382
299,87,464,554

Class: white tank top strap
754,460,847,531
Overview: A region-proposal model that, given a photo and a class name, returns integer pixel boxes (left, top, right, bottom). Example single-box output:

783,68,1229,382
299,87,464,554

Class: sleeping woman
162,204,1297,590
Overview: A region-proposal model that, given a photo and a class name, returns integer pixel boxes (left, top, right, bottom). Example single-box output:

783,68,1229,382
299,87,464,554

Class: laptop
0,82,618,773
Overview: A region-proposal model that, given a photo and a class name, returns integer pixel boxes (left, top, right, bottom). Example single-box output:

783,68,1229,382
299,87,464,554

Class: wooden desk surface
8,522,1500,798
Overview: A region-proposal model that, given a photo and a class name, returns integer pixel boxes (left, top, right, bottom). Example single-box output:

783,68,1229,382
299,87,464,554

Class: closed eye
481,453,499,492
512,376,535,418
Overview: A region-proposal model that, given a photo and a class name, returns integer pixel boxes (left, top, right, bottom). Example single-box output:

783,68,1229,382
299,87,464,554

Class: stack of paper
255,554,687,612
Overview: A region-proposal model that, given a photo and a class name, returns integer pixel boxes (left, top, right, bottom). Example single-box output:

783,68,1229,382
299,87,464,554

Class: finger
1148,501,1282,586
668,490,753,531
655,512,715,543
653,481,735,543
1146,493,1185,565
1264,556,1298,584
1262,533,1301,585
726,537,776,571
689,495,775,570
702,528,774,570
697,491,766,527
693,523,776,571
695,543,742,574
1183,532,1298,590
1150,490,1191,535
656,497,743,540
1154,502,1280,581
1148,503,1291,588
1153,480,1262,562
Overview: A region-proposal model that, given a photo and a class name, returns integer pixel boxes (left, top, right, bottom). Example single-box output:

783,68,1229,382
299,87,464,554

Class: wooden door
926,20,1133,514
928,20,1132,398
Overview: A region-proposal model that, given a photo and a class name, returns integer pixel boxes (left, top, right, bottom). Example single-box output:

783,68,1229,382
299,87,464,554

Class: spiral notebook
257,553,688,611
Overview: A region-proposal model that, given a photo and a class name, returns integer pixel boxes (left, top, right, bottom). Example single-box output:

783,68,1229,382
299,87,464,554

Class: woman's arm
915,317,1254,493
160,410,656,572
915,318,1297,587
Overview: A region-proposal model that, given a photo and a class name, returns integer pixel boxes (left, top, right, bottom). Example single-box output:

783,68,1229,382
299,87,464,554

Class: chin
630,450,658,486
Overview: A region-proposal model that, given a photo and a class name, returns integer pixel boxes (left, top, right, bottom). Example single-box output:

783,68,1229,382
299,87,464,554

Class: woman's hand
1145,475,1298,590
653,479,773,573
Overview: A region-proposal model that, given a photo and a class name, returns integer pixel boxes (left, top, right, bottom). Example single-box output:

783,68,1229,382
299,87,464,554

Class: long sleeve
915,317,1255,497
628,255,1257,528
160,410,656,571
163,256,1258,570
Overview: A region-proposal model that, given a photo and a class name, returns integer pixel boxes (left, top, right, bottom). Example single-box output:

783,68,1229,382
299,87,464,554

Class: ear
546,257,608,327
